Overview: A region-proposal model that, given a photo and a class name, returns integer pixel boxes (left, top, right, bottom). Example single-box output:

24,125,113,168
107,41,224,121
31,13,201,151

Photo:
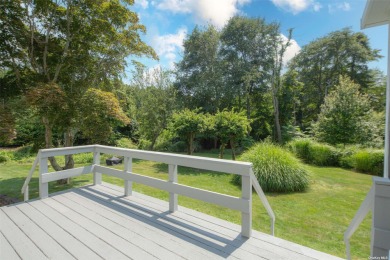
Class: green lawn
0,150,372,259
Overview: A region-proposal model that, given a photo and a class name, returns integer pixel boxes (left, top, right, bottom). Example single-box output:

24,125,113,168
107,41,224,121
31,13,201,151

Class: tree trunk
43,117,62,171
187,133,194,155
273,95,282,143
58,128,75,184
219,143,226,159
230,139,236,160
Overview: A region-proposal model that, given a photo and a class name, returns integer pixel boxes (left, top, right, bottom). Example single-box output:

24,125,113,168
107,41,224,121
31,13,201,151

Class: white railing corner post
39,155,48,199
241,173,252,238
93,147,102,185
24,185,29,201
124,157,133,196
169,164,178,212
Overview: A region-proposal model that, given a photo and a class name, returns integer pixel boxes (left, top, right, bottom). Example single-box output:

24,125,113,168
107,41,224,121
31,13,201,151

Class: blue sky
127,0,388,78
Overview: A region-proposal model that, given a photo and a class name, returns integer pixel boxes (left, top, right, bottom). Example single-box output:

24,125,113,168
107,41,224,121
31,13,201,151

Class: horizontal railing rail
22,145,275,237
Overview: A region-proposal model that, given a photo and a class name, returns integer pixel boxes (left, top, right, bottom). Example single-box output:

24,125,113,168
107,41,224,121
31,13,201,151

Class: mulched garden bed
0,194,20,207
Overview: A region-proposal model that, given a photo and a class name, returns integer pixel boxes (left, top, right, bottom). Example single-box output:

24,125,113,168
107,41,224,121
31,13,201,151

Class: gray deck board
0,231,20,260
30,199,128,259
97,184,312,260
15,202,102,260
1,183,343,260
62,191,220,260
0,209,48,260
2,205,75,260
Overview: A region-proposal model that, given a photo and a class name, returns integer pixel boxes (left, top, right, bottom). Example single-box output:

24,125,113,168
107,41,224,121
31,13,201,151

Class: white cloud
136,0,149,9
151,27,187,68
271,0,321,14
280,34,301,66
156,0,192,13
328,2,351,13
156,0,251,27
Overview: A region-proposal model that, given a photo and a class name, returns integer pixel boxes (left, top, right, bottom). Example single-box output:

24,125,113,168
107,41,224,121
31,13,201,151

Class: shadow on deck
1,183,342,260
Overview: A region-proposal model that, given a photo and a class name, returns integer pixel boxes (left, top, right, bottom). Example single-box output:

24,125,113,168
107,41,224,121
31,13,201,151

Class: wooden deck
1,183,342,260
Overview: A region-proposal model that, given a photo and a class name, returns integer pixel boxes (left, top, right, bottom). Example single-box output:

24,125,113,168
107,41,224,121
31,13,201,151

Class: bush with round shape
0,154,10,164
233,142,309,192
348,149,384,176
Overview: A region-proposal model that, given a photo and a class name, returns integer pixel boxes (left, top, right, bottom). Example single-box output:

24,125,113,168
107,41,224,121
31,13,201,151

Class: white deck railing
344,186,374,260
22,145,275,237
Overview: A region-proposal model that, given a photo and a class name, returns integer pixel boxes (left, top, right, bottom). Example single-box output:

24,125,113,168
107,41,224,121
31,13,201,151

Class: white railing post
169,164,178,212
241,173,252,238
93,148,101,185
39,155,48,199
124,157,133,196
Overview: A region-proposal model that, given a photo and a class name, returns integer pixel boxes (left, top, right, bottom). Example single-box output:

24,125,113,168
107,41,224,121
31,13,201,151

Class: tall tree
312,76,373,146
270,29,293,143
176,25,223,113
288,28,381,129
219,16,278,120
131,65,176,150
1,0,156,171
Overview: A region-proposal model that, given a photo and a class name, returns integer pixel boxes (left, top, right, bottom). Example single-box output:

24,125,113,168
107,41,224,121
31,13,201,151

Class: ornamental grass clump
234,142,309,192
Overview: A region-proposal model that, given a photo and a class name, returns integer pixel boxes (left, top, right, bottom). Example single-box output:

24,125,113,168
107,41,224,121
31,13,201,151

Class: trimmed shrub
337,145,361,168
287,138,339,166
308,142,339,166
347,149,384,176
286,138,312,163
233,142,309,192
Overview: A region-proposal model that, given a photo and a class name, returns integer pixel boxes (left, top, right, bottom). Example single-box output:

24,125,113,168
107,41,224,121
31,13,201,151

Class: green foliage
287,138,312,162
213,109,251,159
169,108,205,155
0,153,11,164
138,139,152,150
1,0,157,171
73,153,94,164
234,142,309,192
344,149,384,176
79,88,130,143
0,105,16,144
288,28,381,129
308,142,339,166
168,141,187,153
176,25,223,113
131,66,176,150
312,76,373,146
115,138,137,149
287,138,339,166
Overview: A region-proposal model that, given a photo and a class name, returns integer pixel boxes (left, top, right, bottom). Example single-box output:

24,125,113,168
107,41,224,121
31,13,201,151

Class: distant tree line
1,3,386,166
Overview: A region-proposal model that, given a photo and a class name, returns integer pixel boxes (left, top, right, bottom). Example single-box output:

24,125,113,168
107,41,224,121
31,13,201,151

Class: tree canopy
312,76,373,146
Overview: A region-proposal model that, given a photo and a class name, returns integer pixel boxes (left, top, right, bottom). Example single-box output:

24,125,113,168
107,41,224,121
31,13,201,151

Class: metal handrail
250,170,276,236
21,151,40,201
344,186,374,260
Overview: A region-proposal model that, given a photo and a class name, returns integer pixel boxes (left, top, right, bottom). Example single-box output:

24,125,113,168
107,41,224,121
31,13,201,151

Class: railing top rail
95,145,252,176
39,145,96,157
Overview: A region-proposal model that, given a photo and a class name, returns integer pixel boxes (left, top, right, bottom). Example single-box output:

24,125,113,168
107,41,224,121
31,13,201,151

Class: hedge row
287,138,384,176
